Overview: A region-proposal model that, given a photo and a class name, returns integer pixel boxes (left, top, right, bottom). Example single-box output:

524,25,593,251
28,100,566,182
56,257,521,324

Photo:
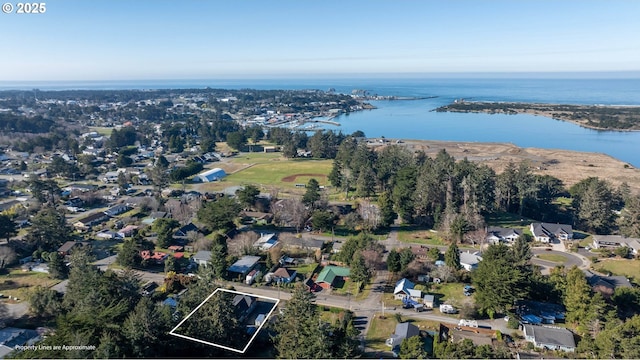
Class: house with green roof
315,265,350,290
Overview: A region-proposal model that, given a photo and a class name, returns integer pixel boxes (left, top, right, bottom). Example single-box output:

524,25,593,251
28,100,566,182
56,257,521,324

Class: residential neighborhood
0,86,639,359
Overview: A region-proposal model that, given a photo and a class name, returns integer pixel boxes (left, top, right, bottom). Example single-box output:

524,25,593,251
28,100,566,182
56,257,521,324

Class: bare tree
273,198,309,232
361,249,383,271
0,246,17,270
431,265,457,283
358,200,381,231
193,236,213,252
166,200,194,224
229,232,259,256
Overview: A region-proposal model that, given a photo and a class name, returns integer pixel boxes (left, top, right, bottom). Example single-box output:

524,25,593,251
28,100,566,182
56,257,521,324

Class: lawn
366,313,440,351
0,270,61,300
291,263,318,276
397,226,446,246
332,278,372,301
593,259,640,284
430,282,474,310
535,253,568,263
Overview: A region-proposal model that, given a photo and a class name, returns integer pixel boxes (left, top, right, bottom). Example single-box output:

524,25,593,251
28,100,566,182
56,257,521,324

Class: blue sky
2,0,639,80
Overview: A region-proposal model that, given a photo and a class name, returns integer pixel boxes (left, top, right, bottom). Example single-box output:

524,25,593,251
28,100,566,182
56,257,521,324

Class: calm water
2,78,640,165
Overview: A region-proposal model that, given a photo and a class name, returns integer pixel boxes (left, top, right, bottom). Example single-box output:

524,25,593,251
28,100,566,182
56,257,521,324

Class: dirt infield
281,173,328,182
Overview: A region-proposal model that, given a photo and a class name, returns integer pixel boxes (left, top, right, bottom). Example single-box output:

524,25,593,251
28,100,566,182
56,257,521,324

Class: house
592,235,640,255
385,322,420,348
423,294,436,309
584,270,633,298
228,255,261,277
117,225,138,238
57,241,82,256
523,325,576,352
271,267,297,284
73,212,110,230
140,251,168,265
245,269,261,285
486,227,521,244
233,294,257,322
193,167,226,182
0,327,41,358
394,278,416,300
530,223,573,243
315,266,350,290
173,223,199,238
192,250,212,266
104,204,131,217
279,236,324,251
459,251,483,271
254,233,279,251
96,229,119,240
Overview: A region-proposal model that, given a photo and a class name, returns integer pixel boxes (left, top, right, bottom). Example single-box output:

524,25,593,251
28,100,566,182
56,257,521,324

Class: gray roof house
386,322,420,348
584,270,632,297
0,327,40,358
530,223,573,243
592,235,640,255
191,250,212,266
104,204,131,217
459,251,483,271
523,325,576,352
228,255,261,277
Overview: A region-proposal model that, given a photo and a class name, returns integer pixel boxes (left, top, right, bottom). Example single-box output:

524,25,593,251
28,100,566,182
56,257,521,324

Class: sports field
196,152,334,195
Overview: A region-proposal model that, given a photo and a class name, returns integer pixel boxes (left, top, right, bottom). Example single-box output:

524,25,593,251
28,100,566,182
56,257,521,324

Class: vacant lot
0,270,60,300
397,227,446,246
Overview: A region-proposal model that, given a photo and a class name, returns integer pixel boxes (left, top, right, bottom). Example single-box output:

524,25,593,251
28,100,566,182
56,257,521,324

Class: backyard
366,313,439,351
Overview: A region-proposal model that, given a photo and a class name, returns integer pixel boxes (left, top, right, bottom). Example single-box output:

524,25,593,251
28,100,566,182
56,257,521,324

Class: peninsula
435,101,640,131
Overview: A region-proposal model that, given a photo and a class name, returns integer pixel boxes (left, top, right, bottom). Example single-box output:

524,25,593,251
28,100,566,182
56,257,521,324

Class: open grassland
593,259,640,284
0,270,60,300
88,126,113,136
367,314,440,351
430,282,474,310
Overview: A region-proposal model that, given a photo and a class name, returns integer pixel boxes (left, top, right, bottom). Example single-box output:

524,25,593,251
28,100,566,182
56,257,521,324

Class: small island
435,101,640,131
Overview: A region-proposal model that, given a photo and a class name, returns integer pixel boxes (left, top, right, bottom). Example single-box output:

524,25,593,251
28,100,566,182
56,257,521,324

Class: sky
2,0,640,81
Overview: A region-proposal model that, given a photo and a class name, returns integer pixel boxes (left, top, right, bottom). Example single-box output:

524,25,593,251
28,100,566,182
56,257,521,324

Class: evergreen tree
118,239,141,268
350,251,369,290
302,178,321,208
473,244,527,318
153,218,178,248
387,249,401,273
0,214,17,241
210,244,228,280
445,241,461,270
48,252,68,280
273,284,331,358
378,190,397,227
400,336,427,359
399,247,415,272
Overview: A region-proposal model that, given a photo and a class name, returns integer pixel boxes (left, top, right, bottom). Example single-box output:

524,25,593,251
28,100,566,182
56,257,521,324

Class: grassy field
397,227,446,246
88,126,114,136
535,253,568,263
291,263,317,276
593,259,640,284
333,279,372,301
0,270,61,300
366,314,440,351
197,152,334,194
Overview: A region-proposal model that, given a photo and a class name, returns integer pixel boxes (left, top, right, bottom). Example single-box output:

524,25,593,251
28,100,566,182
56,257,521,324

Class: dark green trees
445,241,462,271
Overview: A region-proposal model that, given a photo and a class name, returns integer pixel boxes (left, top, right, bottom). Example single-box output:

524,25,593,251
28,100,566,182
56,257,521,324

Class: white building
194,168,226,182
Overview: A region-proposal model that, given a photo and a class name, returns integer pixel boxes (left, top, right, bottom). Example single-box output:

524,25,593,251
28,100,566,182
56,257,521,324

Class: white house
486,227,521,245
459,251,483,271
193,168,226,183
393,278,415,300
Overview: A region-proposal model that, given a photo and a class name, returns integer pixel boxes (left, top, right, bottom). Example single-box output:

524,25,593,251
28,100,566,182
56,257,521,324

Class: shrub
507,316,520,329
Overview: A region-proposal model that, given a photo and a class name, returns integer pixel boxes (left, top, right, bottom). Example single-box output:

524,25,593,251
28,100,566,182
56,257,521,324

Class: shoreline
435,101,640,132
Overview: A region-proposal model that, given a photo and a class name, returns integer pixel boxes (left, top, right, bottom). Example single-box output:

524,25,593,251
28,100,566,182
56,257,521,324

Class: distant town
0,87,639,359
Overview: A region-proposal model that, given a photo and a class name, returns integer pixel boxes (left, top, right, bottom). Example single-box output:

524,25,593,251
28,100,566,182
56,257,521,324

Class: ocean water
1,77,639,165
